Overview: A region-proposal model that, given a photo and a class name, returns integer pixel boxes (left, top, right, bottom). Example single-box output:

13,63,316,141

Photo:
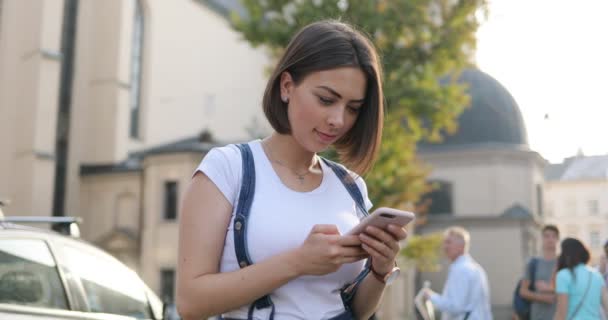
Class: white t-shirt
196,140,373,320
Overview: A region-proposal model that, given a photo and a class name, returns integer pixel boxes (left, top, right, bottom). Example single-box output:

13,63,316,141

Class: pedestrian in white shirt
423,226,493,320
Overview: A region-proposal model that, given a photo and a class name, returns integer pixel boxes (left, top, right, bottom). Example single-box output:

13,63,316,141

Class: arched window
129,0,144,138
421,180,453,215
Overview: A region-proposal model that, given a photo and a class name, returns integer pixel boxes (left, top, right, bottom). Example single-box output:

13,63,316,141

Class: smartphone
345,207,415,236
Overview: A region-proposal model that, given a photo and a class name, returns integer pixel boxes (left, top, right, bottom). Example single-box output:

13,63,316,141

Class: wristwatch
371,266,401,285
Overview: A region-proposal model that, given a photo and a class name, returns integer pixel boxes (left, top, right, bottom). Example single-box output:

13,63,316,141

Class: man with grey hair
423,226,492,320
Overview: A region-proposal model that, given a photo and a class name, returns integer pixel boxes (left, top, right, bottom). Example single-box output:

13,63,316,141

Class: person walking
423,226,492,320
553,238,608,320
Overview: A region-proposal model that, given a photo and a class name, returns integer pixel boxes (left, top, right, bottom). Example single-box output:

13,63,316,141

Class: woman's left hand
359,224,408,275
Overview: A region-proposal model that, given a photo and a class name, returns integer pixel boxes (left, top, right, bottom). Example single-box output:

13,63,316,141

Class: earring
282,96,289,103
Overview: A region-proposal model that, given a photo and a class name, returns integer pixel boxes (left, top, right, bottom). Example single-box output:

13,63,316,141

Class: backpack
512,258,538,320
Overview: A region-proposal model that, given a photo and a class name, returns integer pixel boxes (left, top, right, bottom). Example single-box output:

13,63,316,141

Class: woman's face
280,67,367,153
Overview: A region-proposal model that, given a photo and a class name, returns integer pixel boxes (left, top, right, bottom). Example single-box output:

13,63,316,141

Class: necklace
263,141,318,184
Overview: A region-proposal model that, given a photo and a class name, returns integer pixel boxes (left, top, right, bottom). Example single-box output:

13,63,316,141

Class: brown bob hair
262,20,384,175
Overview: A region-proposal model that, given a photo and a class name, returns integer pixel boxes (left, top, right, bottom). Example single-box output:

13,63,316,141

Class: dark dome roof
419,69,528,151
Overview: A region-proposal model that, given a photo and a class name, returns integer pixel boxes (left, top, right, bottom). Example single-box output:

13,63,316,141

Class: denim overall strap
321,158,369,218
322,158,373,317
234,144,275,319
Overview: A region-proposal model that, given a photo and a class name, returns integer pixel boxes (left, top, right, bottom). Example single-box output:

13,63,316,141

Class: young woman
553,238,608,320
176,20,407,320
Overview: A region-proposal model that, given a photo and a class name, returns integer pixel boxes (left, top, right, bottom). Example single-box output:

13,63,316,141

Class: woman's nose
326,106,345,128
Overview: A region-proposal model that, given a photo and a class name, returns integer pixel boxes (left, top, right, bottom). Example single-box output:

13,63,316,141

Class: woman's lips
315,129,338,142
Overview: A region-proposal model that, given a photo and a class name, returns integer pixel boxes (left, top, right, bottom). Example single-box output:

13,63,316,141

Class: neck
542,248,557,260
450,253,465,263
263,134,318,172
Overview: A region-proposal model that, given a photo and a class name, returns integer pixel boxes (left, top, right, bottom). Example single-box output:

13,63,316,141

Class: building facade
0,0,269,302
544,155,608,265
416,69,547,318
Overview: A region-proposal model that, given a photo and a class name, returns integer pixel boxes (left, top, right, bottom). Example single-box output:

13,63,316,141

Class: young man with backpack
514,225,560,320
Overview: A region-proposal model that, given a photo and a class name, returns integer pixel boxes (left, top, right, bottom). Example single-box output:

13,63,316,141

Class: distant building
544,154,608,265
416,69,547,318
0,0,269,302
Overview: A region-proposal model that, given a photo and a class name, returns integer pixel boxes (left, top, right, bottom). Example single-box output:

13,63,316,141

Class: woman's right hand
290,224,368,276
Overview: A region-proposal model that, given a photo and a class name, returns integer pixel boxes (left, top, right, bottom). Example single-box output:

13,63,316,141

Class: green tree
231,0,487,270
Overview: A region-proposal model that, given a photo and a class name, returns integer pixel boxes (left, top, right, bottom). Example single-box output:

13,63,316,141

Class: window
545,201,554,217
164,181,178,220
160,269,175,303
129,0,144,138
420,180,453,215
0,239,68,309
588,200,599,216
590,231,601,248
61,244,151,318
0,0,3,42
536,184,544,217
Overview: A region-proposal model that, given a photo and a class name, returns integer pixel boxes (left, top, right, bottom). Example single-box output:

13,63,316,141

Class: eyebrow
316,85,365,103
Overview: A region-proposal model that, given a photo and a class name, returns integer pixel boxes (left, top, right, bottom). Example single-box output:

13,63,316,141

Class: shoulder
199,144,244,172
205,144,241,162
321,158,373,212
468,258,487,275
321,158,368,191
556,268,572,281
587,267,604,283
455,257,479,274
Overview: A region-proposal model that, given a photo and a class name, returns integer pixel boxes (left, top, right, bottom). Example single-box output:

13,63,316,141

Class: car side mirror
163,302,180,320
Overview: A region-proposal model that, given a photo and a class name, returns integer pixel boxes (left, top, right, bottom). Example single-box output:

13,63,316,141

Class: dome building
416,69,547,318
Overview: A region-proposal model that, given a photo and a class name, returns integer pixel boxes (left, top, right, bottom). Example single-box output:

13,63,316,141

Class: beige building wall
138,152,201,294
545,179,608,264
1,0,271,304
420,148,546,216
79,172,142,242
63,0,270,221
0,0,64,217
139,1,271,148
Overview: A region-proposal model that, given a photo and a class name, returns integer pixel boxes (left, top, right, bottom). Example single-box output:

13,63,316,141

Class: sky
475,0,608,163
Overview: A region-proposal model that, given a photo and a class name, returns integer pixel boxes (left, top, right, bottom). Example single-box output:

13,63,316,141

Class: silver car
0,217,179,320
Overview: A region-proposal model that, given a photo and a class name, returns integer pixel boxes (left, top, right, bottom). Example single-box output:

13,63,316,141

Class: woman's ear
279,71,294,103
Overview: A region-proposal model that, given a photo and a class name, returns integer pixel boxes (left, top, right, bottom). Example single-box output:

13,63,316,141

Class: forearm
177,250,300,319
430,293,469,314
535,292,556,304
553,307,566,320
522,290,555,304
521,283,554,304
352,273,386,319
553,294,568,320
602,288,608,314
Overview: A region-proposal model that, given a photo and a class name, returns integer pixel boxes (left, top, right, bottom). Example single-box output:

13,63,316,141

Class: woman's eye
348,106,361,114
318,96,334,105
